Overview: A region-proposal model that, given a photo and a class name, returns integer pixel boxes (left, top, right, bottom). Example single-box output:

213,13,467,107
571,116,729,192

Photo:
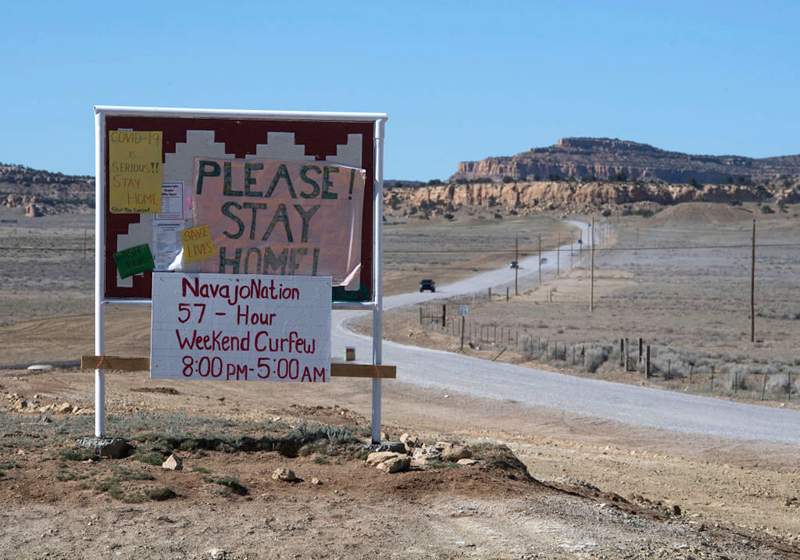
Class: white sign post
151,272,331,382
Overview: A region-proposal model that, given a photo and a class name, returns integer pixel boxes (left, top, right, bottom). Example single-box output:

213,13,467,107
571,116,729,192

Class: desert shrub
760,204,775,214
585,345,611,373
652,351,689,379
59,448,95,462
134,451,166,466
727,367,750,391
146,487,177,501
208,476,248,496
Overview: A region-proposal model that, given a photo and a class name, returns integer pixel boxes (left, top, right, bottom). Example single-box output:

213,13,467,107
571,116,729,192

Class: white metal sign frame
93,105,388,443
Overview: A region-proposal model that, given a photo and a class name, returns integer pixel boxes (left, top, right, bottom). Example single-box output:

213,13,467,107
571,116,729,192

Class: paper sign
156,182,185,221
150,272,332,382
181,225,215,264
109,130,163,213
113,244,155,279
191,158,366,289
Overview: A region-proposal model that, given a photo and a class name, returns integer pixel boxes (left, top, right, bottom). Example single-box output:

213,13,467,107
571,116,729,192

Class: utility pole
556,234,560,277
538,234,542,286
751,218,756,343
514,233,519,296
590,217,595,313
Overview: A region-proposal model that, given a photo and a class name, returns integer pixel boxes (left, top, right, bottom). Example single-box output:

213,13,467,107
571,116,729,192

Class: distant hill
452,137,800,184
0,163,93,216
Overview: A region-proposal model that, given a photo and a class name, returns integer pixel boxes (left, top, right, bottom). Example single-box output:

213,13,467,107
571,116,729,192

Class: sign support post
94,110,106,438
371,119,385,445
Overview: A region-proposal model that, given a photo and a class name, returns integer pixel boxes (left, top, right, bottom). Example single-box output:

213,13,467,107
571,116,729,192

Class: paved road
333,221,800,445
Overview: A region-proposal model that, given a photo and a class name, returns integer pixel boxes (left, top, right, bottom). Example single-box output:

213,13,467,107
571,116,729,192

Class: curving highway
333,221,800,445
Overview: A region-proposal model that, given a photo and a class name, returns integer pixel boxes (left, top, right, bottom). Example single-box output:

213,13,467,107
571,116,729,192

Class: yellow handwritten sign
181,225,216,264
108,130,163,213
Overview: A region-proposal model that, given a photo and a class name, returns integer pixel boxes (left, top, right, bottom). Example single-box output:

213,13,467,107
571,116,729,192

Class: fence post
638,337,643,364
645,345,650,379
460,316,466,351
789,370,793,402
488,287,492,300
626,340,631,370
506,287,510,302
619,338,624,367
710,365,715,392
419,307,423,325
761,370,768,401
441,304,446,328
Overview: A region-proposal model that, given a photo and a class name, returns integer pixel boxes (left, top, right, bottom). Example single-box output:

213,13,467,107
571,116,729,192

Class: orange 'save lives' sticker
181,225,215,264
108,130,163,214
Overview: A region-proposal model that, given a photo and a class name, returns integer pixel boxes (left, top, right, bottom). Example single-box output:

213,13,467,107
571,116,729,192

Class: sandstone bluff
451,137,800,184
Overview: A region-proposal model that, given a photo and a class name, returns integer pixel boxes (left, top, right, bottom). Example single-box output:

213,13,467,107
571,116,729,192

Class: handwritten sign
108,130,163,213
191,158,366,289
150,272,331,382
113,244,155,279
181,225,215,264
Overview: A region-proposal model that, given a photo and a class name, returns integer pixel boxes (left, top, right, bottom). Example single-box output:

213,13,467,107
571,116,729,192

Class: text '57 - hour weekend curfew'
150,273,331,383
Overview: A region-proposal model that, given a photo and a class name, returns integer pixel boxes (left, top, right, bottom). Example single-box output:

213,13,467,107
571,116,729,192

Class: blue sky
1,1,798,180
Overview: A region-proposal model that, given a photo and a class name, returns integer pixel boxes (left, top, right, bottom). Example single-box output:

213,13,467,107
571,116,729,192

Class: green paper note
114,244,155,279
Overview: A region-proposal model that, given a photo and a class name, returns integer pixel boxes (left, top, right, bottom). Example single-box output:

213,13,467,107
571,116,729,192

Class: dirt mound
650,202,752,225
388,443,546,499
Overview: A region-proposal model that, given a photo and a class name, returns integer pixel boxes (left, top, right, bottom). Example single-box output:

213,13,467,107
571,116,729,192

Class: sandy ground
1,365,800,559
1,205,800,558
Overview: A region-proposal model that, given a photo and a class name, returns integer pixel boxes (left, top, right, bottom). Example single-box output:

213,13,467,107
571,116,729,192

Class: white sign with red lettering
150,272,331,382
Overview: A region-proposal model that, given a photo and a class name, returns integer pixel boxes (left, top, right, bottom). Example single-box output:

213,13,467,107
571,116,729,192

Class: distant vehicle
510,260,519,269
540,257,548,264
419,279,436,292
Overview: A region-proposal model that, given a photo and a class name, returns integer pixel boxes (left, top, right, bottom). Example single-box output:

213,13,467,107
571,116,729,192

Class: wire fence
418,301,798,402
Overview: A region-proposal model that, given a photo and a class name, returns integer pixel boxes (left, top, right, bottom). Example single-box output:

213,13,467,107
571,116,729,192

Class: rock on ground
162,454,183,471
271,467,297,482
376,456,410,474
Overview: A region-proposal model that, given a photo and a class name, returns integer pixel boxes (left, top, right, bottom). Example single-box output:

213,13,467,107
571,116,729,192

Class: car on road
419,279,436,292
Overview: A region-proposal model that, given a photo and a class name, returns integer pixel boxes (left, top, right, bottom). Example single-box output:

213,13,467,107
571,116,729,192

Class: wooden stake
625,338,630,372
638,337,643,363
80,355,396,378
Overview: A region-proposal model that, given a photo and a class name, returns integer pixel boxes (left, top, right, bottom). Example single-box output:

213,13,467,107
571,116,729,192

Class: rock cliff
0,163,94,215
385,180,800,219
452,138,800,184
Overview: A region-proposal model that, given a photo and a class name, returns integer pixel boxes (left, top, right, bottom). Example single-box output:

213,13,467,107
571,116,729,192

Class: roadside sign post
93,106,389,444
